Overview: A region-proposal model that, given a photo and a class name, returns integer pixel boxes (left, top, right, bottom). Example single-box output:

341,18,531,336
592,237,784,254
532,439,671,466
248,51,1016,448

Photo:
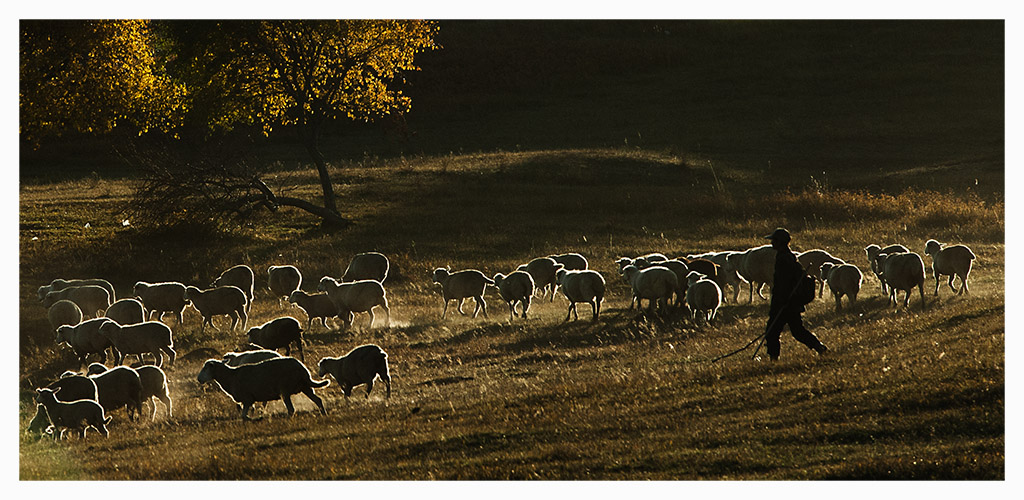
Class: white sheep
47,299,83,331
797,249,846,298
88,363,172,421
686,251,744,303
636,259,690,307
88,365,143,422
317,344,392,399
56,318,119,368
875,252,926,309
97,319,176,367
197,358,330,421
555,269,606,321
133,281,188,324
864,243,909,293
727,245,776,303
34,388,111,440
103,298,145,326
819,262,863,311
39,278,116,303
684,271,722,325
222,349,283,367
212,264,255,313
431,268,494,319
517,257,564,301
317,277,391,329
549,253,589,271
924,239,977,296
41,285,111,318
620,264,678,315
184,285,249,335
268,265,303,305
342,252,390,283
287,290,340,330
246,316,305,361
492,271,535,322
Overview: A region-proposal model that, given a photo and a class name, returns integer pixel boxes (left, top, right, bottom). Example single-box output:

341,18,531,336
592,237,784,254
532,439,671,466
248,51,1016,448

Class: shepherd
763,227,829,361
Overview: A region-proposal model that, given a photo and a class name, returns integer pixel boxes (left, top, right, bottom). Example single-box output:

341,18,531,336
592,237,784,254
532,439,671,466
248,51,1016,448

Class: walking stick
711,270,811,363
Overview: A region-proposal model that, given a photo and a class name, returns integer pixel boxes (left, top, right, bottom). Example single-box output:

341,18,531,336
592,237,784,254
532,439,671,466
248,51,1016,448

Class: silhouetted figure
763,228,828,361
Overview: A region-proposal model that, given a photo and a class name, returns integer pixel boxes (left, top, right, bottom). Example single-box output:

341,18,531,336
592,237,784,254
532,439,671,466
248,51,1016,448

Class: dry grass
18,147,1003,480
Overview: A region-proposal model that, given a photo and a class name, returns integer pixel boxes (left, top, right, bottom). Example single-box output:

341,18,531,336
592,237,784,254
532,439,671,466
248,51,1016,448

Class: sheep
620,264,678,315
103,298,145,326
133,281,188,324
212,265,255,313
317,344,391,399
924,239,977,296
222,349,283,367
88,365,143,422
555,269,606,321
684,271,723,325
34,388,111,440
517,257,564,301
197,358,329,421
97,319,176,367
268,265,303,305
676,258,723,304
183,285,248,335
864,244,909,293
317,277,391,329
430,268,493,319
27,404,54,440
287,290,340,330
549,253,589,271
342,251,390,283
819,262,863,311
634,259,689,306
39,278,116,303
246,316,305,361
47,373,99,402
875,252,926,309
41,285,111,318
56,317,119,368
797,249,846,298
727,245,776,302
688,251,744,303
47,299,83,331
492,271,535,322
88,363,172,421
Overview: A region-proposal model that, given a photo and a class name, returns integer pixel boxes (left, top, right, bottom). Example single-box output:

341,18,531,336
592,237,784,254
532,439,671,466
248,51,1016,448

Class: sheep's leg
947,274,957,294
282,394,295,416
523,296,531,318
756,282,767,301
934,273,942,296
164,346,176,365
456,298,467,315
918,282,925,308
961,271,970,295
303,388,327,415
747,281,754,303
381,298,391,327
590,298,599,320
366,309,376,329
564,303,574,322
441,298,450,319
365,379,374,398
510,302,517,322
240,402,254,421
834,291,842,312
154,350,163,367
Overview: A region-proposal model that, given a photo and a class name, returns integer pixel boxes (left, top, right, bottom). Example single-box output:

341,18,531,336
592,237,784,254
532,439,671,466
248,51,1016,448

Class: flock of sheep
27,238,976,441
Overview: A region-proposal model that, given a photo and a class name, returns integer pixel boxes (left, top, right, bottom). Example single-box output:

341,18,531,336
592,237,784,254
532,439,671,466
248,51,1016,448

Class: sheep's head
197,360,224,384
97,319,119,338
924,239,942,256
183,286,200,304
132,281,147,297
819,262,835,280
55,325,72,344
686,271,704,285
245,328,260,345
621,265,639,281
40,292,59,308
615,257,632,271
317,276,340,292
864,244,881,261
287,290,302,304
86,363,108,376
35,387,59,404
316,358,333,378
555,269,567,285
492,273,506,287
431,268,449,284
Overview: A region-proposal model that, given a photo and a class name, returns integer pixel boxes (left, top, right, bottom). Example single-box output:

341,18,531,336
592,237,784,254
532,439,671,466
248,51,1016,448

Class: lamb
97,319,176,367
27,404,54,440
34,388,111,440
197,358,329,420
819,262,863,311
797,249,846,298
87,363,172,421
555,269,606,321
492,271,535,322
212,265,255,313
430,268,493,319
103,298,145,326
184,285,248,335
342,251,390,283
864,243,909,293
549,253,589,271
88,365,143,422
688,251,744,303
56,317,119,368
41,285,111,318
268,265,303,305
676,258,722,304
222,349,283,367
317,344,391,399
517,257,564,301
636,258,690,307
39,278,116,303
317,277,391,329
875,252,926,309
620,264,678,315
727,245,776,302
133,281,188,324
684,271,723,325
246,316,305,361
287,290,340,330
47,299,83,331
924,239,977,296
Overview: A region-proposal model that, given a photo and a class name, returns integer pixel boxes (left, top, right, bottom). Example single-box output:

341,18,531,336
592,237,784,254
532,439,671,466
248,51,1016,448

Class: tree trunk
302,127,340,215
250,172,350,228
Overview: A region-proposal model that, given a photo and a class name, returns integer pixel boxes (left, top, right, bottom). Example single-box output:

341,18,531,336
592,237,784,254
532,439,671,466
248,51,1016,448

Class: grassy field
18,20,1003,481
